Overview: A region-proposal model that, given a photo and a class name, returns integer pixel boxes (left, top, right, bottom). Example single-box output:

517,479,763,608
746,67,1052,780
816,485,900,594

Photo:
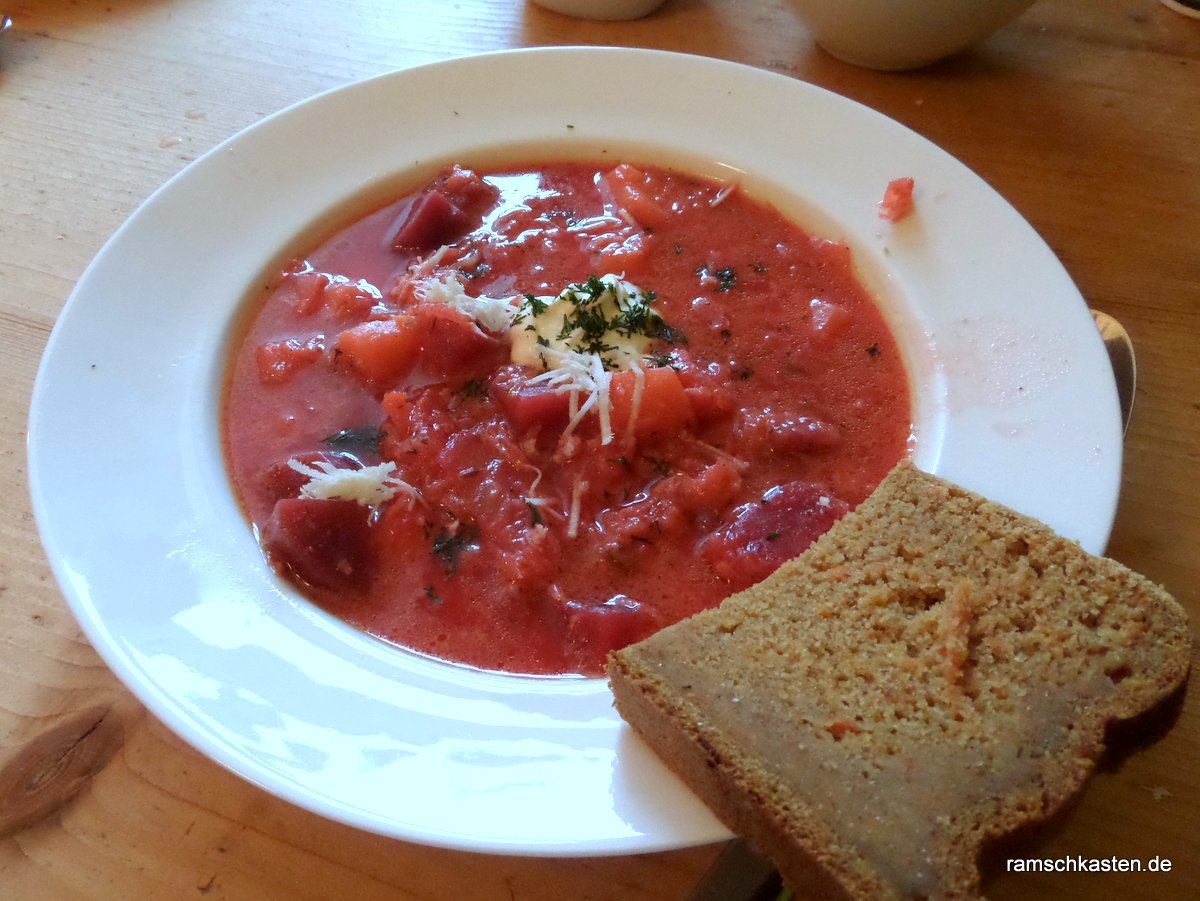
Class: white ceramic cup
1160,0,1200,19
529,0,667,20
789,0,1038,71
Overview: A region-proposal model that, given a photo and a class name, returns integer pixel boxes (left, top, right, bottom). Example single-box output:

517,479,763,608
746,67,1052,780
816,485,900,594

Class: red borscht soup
223,160,911,676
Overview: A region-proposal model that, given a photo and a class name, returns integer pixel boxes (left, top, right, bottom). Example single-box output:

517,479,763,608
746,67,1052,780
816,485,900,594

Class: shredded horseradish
414,271,520,334
522,466,556,517
415,272,666,447
567,476,587,538
626,358,646,445
288,458,419,507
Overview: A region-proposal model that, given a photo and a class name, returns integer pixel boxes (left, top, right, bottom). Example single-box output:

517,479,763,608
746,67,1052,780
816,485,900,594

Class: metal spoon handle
1092,309,1137,433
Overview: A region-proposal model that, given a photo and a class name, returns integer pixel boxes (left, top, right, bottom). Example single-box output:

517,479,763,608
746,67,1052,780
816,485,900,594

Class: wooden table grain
2,1,1197,898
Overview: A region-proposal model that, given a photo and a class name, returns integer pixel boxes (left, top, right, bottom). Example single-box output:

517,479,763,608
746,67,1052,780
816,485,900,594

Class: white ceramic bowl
790,0,1037,71
28,47,1120,855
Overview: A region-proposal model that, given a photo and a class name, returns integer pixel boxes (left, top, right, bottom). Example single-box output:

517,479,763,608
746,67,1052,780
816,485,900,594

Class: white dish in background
529,0,667,20
27,48,1122,855
789,0,1036,71
1160,0,1200,20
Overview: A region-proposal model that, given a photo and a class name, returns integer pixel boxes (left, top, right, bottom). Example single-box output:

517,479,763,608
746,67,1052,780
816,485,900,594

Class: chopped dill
432,524,480,574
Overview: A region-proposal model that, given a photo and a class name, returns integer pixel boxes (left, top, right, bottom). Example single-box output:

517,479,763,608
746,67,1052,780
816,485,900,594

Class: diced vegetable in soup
222,161,912,675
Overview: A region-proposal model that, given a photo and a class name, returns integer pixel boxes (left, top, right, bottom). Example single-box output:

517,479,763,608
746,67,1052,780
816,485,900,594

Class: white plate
28,48,1122,855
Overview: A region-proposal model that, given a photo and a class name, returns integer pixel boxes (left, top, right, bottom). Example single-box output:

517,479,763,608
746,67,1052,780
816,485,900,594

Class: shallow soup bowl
28,47,1122,855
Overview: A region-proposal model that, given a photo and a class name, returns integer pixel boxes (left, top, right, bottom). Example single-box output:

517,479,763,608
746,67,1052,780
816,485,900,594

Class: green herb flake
647,318,688,346
696,264,738,293
524,293,549,317
533,276,676,370
432,524,480,574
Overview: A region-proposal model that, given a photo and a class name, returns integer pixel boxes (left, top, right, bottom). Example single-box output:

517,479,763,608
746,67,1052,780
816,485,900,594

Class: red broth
223,161,911,676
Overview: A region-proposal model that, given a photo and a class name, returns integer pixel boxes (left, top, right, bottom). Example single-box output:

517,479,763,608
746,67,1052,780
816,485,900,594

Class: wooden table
2,1,1197,898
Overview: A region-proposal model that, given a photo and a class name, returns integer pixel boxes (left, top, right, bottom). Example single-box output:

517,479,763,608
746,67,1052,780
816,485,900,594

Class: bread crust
608,462,1191,900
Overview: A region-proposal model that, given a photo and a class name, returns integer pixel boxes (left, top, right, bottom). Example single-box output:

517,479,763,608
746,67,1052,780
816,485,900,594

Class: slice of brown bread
608,461,1191,901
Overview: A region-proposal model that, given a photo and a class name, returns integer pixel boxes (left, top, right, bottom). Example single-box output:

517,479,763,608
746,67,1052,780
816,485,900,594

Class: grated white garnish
288,458,419,508
404,244,450,281
687,437,751,472
414,272,519,334
404,271,665,449
566,476,587,538
521,465,558,517
625,358,646,445
526,345,616,446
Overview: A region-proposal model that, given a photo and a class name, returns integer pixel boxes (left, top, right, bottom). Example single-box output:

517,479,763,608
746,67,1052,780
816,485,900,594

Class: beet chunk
263,497,373,591
390,189,470,253
564,594,664,674
699,482,850,592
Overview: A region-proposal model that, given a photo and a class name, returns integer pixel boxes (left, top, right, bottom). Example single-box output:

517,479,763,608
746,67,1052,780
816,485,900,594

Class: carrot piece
335,317,422,386
288,271,330,317
603,163,668,228
404,304,500,381
338,306,504,389
255,336,325,384
610,365,694,442
322,280,378,320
